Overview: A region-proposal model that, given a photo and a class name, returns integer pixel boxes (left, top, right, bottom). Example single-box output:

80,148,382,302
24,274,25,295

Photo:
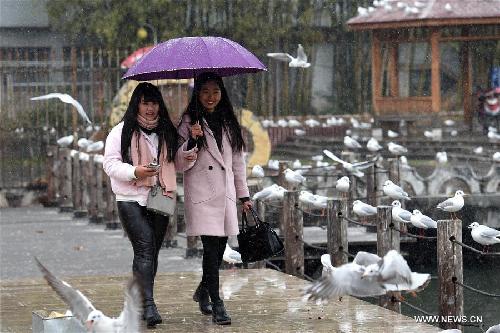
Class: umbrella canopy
123,36,267,81
120,46,154,69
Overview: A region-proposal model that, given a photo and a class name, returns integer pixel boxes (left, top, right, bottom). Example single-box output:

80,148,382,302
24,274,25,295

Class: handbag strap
241,207,263,230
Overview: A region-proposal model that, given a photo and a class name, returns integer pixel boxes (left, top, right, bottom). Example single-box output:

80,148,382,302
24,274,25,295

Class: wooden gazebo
347,0,500,126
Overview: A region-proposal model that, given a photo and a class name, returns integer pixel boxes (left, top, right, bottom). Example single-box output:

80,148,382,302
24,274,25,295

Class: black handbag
237,207,284,263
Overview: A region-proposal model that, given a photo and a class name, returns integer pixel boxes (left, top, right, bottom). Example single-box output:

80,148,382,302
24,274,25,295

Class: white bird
79,152,90,162
357,6,369,16
304,119,320,127
410,210,437,230
444,119,456,126
93,154,104,164
388,142,408,155
223,244,243,264
320,254,335,277
436,190,465,219
391,201,412,224
31,93,91,124
367,137,383,152
294,129,306,136
277,119,288,127
267,159,280,170
251,165,265,178
488,130,500,142
424,130,439,140
444,3,452,11
436,151,448,164
468,222,500,251
450,130,458,137
311,155,323,162
284,168,306,185
353,200,377,217
252,184,286,201
288,119,302,127
387,130,399,138
312,194,328,209
292,159,302,169
344,136,362,149
299,191,327,209
336,176,350,193
86,141,104,153
474,146,483,154
486,324,500,333
493,152,500,162
266,44,311,68
56,135,74,147
323,149,375,178
35,258,142,332
77,138,93,150
383,180,410,201
304,250,430,302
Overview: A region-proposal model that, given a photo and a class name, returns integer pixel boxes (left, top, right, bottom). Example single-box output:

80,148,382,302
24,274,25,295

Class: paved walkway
0,206,202,280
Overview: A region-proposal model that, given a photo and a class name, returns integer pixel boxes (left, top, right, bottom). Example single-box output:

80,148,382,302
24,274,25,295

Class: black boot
193,282,212,315
143,299,162,327
212,300,231,325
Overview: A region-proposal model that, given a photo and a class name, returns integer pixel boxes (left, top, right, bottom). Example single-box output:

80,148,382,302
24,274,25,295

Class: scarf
137,114,159,130
130,130,176,196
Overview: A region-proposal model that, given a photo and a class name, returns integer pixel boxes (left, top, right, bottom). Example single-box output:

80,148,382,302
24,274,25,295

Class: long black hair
184,72,245,152
120,82,178,163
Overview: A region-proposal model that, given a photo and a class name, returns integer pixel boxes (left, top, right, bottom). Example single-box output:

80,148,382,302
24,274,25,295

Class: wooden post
277,161,289,189
95,161,104,223
72,152,87,218
347,175,357,218
282,191,304,277
59,148,73,212
164,204,178,248
377,205,401,313
327,199,348,267
87,155,98,223
104,175,120,230
437,219,463,330
45,146,56,206
186,236,199,258
366,164,377,206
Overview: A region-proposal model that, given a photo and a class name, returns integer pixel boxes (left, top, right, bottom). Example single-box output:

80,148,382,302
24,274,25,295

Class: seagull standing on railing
383,180,410,201
336,176,350,194
436,190,466,220
467,222,500,253
367,137,383,152
410,210,437,235
284,168,306,186
31,93,92,124
391,201,412,224
388,142,408,156
353,200,377,218
56,135,74,147
251,165,265,178
344,136,362,149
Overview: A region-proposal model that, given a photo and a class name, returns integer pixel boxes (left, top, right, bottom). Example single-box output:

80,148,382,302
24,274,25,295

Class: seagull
383,180,410,201
311,155,323,162
252,184,286,202
299,191,327,211
410,210,437,234
436,190,466,219
444,119,456,126
468,222,500,252
284,168,306,185
353,200,377,217
31,93,91,124
494,152,500,162
267,159,280,170
436,151,448,165
367,137,383,152
344,136,362,149
56,135,74,147
93,154,105,164
86,141,104,153
77,138,93,150
304,250,430,302
336,176,350,193
266,44,311,68
387,130,399,138
294,129,306,136
223,244,243,264
35,257,142,332
444,3,452,11
474,146,483,155
288,119,302,127
251,165,265,178
323,149,375,178
486,324,500,333
320,254,335,277
391,200,412,224
388,142,408,155
304,119,320,127
450,130,458,137
292,159,302,169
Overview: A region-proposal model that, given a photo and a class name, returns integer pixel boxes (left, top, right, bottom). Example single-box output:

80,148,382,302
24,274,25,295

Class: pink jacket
178,115,249,236
103,122,195,204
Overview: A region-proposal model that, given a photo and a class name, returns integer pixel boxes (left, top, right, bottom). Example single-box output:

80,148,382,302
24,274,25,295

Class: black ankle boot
212,300,231,325
193,282,212,315
143,301,162,328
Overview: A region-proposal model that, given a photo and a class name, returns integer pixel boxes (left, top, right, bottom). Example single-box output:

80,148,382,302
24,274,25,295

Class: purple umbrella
123,36,267,81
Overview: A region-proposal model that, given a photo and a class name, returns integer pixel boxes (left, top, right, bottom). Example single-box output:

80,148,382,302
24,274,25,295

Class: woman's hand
134,165,159,179
190,122,203,139
184,151,197,162
241,200,253,213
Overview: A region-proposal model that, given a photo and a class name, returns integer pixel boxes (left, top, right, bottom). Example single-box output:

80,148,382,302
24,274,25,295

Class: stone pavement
0,206,203,281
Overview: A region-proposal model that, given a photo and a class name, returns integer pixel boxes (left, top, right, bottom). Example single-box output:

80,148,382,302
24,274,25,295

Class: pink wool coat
177,115,250,237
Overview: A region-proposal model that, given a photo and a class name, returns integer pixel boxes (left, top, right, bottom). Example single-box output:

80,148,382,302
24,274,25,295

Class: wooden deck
0,269,442,333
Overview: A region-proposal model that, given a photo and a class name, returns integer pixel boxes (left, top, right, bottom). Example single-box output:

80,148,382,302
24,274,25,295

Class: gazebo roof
347,0,500,30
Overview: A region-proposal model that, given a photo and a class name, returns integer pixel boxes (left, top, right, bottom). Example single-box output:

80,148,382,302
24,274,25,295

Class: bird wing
296,44,308,62
437,198,454,209
479,226,500,238
117,277,142,333
352,156,377,169
266,52,292,62
35,257,95,325
63,96,91,124
421,215,437,228
30,93,65,101
398,210,412,222
384,272,430,293
304,264,365,301
323,149,347,166
353,251,381,266
378,251,412,286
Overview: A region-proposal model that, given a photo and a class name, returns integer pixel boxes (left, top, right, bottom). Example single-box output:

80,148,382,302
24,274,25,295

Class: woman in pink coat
177,72,252,325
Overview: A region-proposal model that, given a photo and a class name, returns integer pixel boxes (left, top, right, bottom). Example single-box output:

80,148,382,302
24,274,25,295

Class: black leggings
201,235,228,302
117,201,169,303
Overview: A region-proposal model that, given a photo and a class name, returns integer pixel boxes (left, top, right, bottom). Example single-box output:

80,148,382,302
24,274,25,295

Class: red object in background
120,46,154,69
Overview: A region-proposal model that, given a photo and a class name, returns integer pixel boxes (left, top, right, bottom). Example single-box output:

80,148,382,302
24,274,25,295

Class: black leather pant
117,201,169,304
200,235,228,302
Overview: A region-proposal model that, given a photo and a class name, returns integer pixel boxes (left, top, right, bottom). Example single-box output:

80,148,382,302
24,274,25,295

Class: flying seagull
35,257,142,333
267,44,311,68
31,93,91,124
323,149,375,178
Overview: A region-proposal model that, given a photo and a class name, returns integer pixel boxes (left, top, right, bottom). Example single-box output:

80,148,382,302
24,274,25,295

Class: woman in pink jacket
177,72,252,325
103,82,196,328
